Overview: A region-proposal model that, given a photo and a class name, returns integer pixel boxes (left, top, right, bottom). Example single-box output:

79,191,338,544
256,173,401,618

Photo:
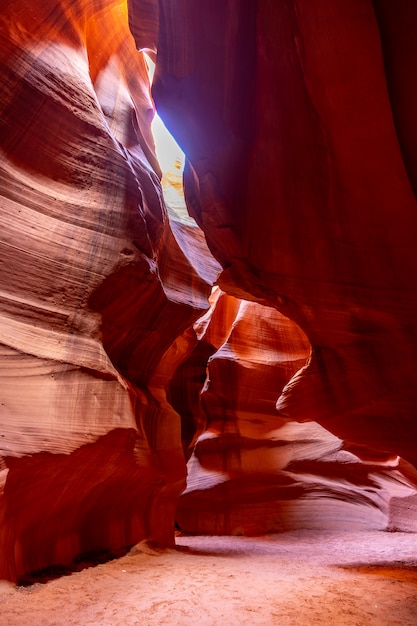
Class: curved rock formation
1,0,417,582
173,291,416,535
0,0,217,581
153,0,417,467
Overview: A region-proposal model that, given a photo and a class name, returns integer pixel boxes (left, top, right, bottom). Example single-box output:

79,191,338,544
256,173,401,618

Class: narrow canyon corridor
1,1,417,624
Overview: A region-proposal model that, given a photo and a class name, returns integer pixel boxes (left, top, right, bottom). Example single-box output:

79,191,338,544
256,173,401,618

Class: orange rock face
1,0,417,582
153,0,417,464
153,0,417,531
174,292,416,535
0,0,217,581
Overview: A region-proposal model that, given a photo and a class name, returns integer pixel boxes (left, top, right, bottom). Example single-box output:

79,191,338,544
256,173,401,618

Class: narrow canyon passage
1,3,417,618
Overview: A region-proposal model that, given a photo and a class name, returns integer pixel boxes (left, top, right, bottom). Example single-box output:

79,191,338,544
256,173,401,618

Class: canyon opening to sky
1,0,417,624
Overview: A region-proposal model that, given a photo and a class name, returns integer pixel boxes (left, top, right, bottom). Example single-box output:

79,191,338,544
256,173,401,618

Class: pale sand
1,530,417,625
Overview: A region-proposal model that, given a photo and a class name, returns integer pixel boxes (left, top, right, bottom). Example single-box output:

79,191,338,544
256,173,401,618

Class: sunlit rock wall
172,291,416,534
0,0,218,582
153,0,417,468
1,0,417,583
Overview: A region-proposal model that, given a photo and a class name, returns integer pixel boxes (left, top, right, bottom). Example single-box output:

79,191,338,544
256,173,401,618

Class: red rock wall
173,291,415,535
1,0,417,582
153,0,417,467
0,0,217,581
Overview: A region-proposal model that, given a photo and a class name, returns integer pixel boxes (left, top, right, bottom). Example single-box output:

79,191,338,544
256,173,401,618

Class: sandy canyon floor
1,530,417,625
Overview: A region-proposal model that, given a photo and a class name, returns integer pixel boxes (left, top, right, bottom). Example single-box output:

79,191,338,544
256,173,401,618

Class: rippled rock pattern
153,1,417,465
1,0,417,581
0,0,218,581
175,291,417,535
152,0,417,532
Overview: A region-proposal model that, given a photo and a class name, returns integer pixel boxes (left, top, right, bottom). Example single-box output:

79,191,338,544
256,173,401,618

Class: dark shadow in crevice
17,546,132,587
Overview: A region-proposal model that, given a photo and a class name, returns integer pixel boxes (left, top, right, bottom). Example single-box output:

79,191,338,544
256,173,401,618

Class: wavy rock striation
0,0,218,581
1,0,417,581
152,0,417,531
173,291,416,535
153,0,417,466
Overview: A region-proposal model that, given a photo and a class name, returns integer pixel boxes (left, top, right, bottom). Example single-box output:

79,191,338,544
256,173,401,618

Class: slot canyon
1,1,417,624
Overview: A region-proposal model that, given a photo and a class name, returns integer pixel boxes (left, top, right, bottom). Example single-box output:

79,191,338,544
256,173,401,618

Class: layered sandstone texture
152,0,417,531
1,0,417,583
174,291,417,535
0,0,219,582
153,1,417,464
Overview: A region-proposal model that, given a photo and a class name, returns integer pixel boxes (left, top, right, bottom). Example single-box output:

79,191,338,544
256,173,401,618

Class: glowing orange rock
0,0,217,581
154,0,417,468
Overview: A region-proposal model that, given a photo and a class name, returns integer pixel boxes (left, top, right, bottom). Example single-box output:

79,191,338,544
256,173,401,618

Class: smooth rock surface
0,0,217,581
153,0,417,465
1,0,417,582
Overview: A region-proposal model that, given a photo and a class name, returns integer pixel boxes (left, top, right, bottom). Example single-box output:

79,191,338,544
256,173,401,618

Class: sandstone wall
1,0,417,582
